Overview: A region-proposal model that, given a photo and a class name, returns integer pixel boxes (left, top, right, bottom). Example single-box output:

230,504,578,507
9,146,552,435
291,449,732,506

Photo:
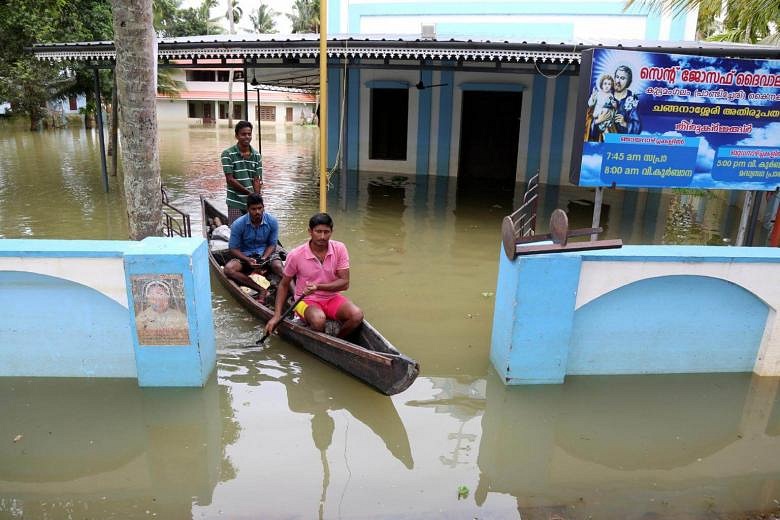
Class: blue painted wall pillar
436,67,455,176
125,238,216,387
490,247,582,384
347,60,361,172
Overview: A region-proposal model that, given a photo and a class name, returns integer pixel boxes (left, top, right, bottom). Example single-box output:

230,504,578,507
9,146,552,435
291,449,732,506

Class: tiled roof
158,89,316,103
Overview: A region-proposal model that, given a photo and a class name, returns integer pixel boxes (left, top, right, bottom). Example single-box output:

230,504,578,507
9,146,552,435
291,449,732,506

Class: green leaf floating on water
457,485,469,500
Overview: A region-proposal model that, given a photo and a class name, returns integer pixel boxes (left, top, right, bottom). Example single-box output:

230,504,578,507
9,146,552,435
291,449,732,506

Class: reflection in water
2,123,780,518
0,376,238,518
477,372,780,518
219,346,414,470
405,377,486,468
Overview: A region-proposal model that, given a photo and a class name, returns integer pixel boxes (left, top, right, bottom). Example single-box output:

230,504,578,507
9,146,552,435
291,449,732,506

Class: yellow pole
318,0,328,213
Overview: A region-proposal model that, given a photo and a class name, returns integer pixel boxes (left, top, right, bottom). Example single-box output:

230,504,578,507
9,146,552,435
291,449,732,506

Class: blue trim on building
328,0,341,33
644,12,662,40
416,68,433,176
348,2,640,32
669,11,688,40
525,74,547,179
546,75,569,185
347,65,361,172
328,61,341,168
459,82,524,92
578,245,780,263
365,80,410,89
0,239,130,257
436,69,454,176
438,22,573,40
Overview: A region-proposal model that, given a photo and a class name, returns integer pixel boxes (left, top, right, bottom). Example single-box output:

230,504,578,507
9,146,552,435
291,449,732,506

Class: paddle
256,293,306,345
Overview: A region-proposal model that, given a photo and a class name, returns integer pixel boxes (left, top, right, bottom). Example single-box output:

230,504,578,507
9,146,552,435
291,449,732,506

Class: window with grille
257,105,276,121
186,70,214,81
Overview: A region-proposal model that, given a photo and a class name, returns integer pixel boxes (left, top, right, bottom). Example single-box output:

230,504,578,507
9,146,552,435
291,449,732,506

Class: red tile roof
158,90,316,103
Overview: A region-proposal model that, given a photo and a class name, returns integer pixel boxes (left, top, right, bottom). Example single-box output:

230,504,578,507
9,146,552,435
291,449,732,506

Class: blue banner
570,49,780,190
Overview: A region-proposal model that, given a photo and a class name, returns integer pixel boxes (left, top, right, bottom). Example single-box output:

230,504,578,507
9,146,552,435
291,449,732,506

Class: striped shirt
221,144,263,209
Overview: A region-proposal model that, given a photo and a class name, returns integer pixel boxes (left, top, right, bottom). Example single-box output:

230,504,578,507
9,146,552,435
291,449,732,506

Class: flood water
1,120,779,519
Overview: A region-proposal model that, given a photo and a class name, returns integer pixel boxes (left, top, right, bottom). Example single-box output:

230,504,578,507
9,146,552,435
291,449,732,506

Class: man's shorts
294,294,349,321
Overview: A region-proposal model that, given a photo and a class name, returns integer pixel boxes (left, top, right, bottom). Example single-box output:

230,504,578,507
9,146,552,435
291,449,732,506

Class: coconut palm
199,0,224,34
225,0,243,29
249,3,278,33
288,0,319,33
624,0,779,43
157,69,186,99
225,0,243,127
110,0,163,239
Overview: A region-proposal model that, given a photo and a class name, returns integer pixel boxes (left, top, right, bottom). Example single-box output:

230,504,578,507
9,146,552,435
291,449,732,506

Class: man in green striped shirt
221,120,263,224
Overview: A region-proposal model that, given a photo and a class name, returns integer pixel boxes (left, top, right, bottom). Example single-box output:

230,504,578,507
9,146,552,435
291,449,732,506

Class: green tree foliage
624,0,779,43
225,0,243,28
288,0,320,33
249,3,278,34
157,69,186,99
154,0,223,37
0,0,114,128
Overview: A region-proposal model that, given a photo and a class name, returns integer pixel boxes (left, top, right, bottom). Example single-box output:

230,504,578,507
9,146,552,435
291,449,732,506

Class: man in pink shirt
265,213,363,339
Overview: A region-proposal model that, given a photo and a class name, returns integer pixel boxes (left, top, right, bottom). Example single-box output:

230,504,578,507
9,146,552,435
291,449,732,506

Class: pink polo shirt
283,239,350,304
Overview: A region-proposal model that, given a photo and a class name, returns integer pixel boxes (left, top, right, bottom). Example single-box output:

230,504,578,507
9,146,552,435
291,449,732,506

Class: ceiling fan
414,79,448,90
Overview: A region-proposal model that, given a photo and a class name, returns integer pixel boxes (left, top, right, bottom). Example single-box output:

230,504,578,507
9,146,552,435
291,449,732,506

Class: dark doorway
457,90,522,193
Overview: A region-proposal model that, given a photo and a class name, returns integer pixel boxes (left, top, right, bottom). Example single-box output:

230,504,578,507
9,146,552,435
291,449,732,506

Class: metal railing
161,187,192,238
506,172,540,239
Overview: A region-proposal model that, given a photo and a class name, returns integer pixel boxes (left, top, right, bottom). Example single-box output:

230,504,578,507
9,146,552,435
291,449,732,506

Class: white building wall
358,68,421,175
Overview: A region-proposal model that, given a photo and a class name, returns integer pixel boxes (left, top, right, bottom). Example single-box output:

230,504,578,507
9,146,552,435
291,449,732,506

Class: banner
569,49,780,190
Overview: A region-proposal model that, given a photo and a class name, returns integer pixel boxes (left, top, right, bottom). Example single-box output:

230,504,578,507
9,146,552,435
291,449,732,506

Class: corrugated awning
32,33,780,65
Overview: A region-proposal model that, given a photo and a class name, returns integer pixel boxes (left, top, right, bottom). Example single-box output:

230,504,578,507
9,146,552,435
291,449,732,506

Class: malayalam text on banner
569,48,780,190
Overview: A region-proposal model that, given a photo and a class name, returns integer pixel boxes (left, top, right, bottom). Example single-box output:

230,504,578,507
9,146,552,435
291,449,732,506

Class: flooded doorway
457,90,522,192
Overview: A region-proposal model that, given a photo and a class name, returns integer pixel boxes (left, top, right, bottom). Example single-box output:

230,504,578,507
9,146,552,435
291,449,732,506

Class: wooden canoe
200,197,420,395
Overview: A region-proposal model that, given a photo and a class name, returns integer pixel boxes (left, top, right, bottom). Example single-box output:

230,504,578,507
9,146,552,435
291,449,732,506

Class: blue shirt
228,212,279,256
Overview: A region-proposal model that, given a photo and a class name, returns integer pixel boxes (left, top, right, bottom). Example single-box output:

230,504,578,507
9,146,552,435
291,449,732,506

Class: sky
181,0,294,34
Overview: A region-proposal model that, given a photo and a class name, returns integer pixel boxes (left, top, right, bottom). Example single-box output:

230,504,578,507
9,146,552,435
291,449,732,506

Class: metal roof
32,33,780,65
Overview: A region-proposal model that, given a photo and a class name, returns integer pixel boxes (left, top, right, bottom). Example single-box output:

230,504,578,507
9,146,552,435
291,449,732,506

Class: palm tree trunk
110,0,163,239
110,75,119,177
227,0,235,128
228,70,234,128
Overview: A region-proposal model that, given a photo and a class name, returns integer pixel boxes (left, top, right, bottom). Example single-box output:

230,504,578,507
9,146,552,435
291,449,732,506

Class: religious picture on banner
570,48,780,190
132,274,190,346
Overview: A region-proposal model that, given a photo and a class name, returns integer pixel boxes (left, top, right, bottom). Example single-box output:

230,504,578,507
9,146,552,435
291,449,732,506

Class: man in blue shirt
224,193,283,299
